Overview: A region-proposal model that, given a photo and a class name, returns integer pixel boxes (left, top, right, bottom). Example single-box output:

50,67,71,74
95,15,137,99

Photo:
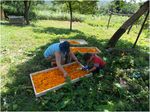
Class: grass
0,15,149,111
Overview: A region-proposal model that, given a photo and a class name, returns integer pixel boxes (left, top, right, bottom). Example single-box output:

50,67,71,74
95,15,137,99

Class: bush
33,10,86,22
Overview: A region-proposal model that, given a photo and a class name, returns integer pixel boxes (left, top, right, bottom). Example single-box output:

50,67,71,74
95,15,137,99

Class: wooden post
127,25,133,34
132,10,149,48
107,13,112,29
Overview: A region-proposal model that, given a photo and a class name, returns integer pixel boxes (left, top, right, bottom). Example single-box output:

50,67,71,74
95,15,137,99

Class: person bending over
44,41,79,78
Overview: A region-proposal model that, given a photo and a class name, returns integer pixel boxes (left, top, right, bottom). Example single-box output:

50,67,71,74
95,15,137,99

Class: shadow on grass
0,21,36,27
33,27,83,35
1,27,149,111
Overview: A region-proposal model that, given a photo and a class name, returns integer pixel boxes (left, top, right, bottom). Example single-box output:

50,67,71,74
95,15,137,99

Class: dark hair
59,41,70,55
83,53,92,61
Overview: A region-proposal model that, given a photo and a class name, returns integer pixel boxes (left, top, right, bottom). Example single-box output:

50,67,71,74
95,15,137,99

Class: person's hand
82,65,88,70
63,72,68,78
86,67,90,73
87,69,90,73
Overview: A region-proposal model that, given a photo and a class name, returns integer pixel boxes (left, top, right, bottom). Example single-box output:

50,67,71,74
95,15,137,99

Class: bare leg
46,56,56,67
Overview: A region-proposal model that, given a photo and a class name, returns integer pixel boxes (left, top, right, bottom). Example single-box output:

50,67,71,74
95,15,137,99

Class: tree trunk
24,1,31,25
68,1,72,31
106,1,149,48
0,5,5,20
127,24,133,34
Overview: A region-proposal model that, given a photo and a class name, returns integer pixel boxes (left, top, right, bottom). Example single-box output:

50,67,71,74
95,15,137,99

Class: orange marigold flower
68,40,80,45
71,47,99,53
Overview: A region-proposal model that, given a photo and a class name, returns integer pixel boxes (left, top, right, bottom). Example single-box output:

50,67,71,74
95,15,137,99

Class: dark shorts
92,67,100,74
88,66,101,74
91,65,105,74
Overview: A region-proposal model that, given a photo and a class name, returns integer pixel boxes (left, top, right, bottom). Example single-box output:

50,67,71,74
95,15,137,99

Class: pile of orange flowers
71,47,99,53
32,62,89,93
68,40,80,45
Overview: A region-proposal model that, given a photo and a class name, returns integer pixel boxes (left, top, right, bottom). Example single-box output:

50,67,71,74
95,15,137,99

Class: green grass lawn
1,16,149,111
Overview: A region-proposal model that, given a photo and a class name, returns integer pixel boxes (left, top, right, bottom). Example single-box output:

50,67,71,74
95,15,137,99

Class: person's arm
88,66,96,72
69,51,80,63
55,52,68,77
88,63,99,72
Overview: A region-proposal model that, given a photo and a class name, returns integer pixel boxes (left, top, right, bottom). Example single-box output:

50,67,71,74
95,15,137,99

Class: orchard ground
1,15,149,111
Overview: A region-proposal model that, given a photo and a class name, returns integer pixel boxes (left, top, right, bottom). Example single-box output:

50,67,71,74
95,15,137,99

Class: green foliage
112,55,135,69
121,2,139,14
75,1,98,14
108,0,139,14
52,0,98,14
1,1,44,19
109,0,125,13
2,1,24,16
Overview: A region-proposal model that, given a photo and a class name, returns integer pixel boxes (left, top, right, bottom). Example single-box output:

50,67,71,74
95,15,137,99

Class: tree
74,0,98,14
68,1,72,30
52,0,73,30
106,1,149,48
108,0,139,14
2,0,44,24
109,0,125,13
52,0,98,30
1,1,24,16
24,1,31,25
120,1,139,14
52,0,98,14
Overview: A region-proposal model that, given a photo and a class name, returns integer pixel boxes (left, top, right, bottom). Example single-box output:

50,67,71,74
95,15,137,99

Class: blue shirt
44,43,60,58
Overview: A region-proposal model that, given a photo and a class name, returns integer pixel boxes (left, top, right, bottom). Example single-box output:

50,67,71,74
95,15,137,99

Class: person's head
59,41,70,55
83,53,93,62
